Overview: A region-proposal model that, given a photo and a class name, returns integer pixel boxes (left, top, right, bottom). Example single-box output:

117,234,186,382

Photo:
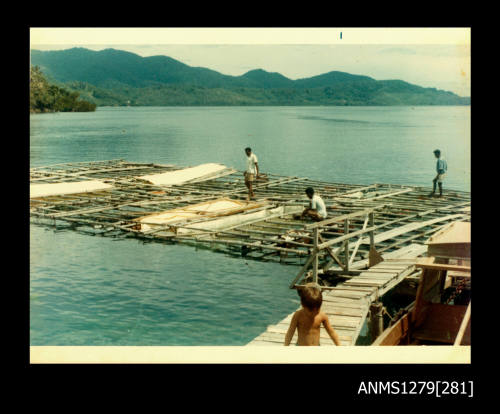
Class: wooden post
369,302,384,343
369,212,375,249
368,211,383,267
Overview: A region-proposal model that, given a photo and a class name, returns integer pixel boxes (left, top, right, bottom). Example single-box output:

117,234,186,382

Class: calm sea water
30,106,470,345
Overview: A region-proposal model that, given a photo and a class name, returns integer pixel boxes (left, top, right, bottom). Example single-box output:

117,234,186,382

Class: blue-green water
30,106,470,345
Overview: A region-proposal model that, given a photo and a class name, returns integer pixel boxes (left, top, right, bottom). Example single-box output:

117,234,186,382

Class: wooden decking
247,244,427,346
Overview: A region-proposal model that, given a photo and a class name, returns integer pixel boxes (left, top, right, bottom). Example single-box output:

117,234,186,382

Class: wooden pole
369,302,384,343
369,212,375,250
454,302,471,345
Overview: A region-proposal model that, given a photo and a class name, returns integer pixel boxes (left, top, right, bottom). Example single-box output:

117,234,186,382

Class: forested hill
30,66,96,113
30,48,470,107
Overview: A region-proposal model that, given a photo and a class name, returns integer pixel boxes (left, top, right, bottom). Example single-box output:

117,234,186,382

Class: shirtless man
284,283,341,346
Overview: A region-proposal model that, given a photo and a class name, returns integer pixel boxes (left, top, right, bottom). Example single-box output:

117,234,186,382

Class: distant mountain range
30,48,470,107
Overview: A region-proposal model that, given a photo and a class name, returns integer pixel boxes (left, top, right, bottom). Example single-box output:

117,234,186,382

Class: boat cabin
372,221,471,345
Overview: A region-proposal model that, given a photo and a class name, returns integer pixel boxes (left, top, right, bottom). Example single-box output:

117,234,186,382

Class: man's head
433,149,441,158
245,147,252,156
305,187,314,199
298,283,322,311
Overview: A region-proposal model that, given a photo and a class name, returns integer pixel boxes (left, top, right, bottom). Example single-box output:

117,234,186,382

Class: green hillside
30,66,96,113
30,48,470,107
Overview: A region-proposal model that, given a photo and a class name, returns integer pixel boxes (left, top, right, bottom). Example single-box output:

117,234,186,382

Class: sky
30,28,471,97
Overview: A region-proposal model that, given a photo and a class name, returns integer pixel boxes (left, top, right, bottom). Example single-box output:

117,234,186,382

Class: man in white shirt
244,147,259,200
300,187,327,221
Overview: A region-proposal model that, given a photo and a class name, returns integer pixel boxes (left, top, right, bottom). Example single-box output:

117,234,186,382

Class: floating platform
30,160,470,345
30,159,470,267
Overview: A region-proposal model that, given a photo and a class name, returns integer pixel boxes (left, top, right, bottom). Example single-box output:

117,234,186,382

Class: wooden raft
30,159,471,268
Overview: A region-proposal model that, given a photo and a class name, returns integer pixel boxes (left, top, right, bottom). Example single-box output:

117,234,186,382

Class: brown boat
372,221,471,345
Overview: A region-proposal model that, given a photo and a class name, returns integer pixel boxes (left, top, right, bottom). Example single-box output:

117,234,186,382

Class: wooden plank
327,286,375,293
448,271,471,279
324,314,365,325
330,285,376,292
364,267,408,272
322,296,371,306
254,331,286,342
348,280,391,286
344,280,387,286
383,258,420,262
330,320,361,329
357,272,398,277
353,277,396,283
328,290,371,299
246,339,284,346
355,275,397,281
319,307,366,318
321,302,369,312
415,261,471,273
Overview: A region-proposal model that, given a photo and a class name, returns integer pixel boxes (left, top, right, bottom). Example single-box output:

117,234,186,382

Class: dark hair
298,283,322,310
434,149,441,155
305,187,314,196
245,147,251,152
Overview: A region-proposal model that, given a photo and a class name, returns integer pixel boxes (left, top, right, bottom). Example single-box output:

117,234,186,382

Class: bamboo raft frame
30,159,471,275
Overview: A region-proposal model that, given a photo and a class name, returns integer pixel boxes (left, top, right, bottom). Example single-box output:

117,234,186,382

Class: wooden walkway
246,243,427,346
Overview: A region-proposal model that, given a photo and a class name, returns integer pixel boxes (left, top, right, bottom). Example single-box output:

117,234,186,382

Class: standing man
300,187,327,221
429,149,447,197
244,147,259,200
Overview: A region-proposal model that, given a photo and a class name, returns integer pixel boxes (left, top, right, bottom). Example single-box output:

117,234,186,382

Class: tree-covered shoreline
30,66,97,113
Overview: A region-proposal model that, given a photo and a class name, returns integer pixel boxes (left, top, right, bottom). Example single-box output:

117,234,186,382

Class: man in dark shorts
244,147,259,200
429,149,447,197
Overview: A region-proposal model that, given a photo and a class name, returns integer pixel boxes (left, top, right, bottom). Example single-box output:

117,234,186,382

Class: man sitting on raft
299,187,327,222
